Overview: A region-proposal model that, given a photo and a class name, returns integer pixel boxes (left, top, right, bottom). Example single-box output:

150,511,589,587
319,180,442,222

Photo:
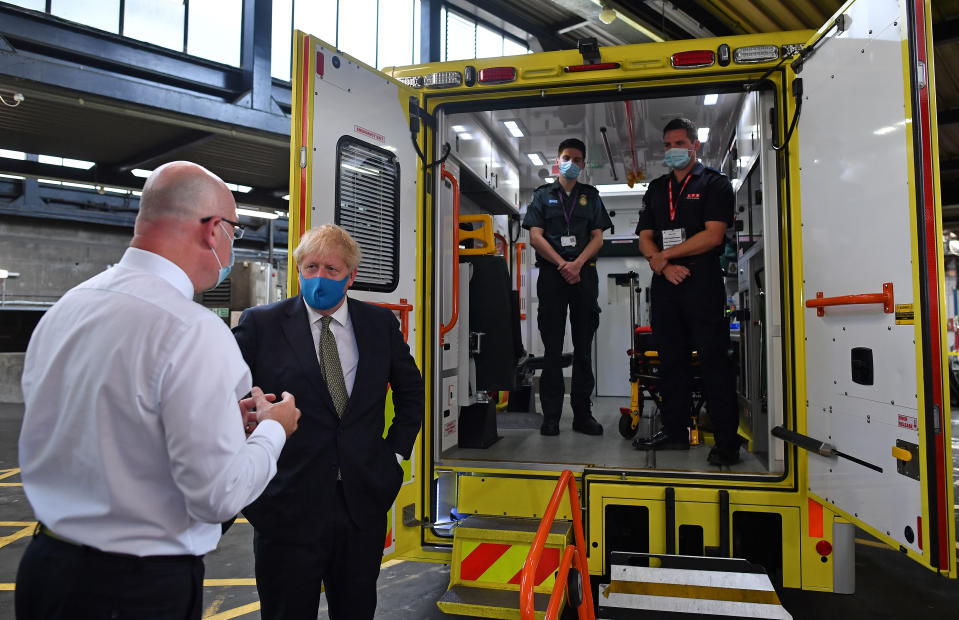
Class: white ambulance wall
595,256,652,397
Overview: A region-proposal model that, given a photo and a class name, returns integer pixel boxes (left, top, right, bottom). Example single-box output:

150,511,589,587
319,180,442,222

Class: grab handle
439,165,460,344
804,282,893,317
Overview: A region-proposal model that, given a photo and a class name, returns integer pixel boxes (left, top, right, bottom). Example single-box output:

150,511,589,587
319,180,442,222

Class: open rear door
797,0,954,574
289,31,424,560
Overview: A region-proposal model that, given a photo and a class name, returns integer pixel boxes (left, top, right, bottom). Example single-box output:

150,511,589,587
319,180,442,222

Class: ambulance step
598,552,792,619
455,515,571,543
436,584,551,620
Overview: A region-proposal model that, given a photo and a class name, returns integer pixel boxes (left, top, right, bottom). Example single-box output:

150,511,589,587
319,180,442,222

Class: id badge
661,228,685,250
560,235,577,248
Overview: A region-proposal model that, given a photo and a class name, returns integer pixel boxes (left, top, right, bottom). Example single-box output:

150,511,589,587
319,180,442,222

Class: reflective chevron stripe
459,541,560,587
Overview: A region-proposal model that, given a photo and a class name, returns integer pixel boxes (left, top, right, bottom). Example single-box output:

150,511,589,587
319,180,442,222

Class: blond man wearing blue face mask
233,224,423,620
634,118,740,466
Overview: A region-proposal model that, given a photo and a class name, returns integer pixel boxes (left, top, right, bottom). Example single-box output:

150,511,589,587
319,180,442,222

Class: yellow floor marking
203,601,260,619
0,468,20,481
0,525,35,550
204,579,257,586
0,521,35,527
0,483,23,487
0,583,13,591
382,558,404,568
234,518,249,524
204,594,225,617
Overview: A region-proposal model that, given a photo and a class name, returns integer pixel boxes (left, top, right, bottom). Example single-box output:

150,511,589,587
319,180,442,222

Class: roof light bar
670,50,714,69
478,67,517,84
564,62,620,73
424,71,462,89
734,45,779,64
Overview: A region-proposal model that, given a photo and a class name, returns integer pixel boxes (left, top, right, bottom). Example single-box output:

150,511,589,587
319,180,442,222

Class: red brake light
815,540,833,556
564,62,620,73
478,67,517,84
670,50,715,69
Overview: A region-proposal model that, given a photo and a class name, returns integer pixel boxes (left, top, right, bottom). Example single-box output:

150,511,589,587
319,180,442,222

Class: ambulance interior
435,84,785,477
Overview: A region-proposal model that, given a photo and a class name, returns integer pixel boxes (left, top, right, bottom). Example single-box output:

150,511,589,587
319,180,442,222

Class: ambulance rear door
795,0,954,574
288,31,426,561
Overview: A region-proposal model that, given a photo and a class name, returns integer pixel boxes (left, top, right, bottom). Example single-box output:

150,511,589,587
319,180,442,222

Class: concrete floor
1,401,958,619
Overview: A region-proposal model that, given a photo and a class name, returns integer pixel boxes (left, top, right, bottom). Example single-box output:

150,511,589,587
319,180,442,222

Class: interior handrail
804,282,893,317
439,164,460,344
516,241,526,320
519,469,595,620
370,298,413,342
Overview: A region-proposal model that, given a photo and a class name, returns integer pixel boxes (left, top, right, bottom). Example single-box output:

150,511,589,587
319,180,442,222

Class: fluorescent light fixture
703,93,718,105
61,181,96,190
502,119,526,138
38,178,62,185
37,155,94,169
237,207,279,220
0,173,24,180
0,149,25,160
282,194,290,201
0,269,7,279
131,168,152,178
457,132,473,141
698,127,710,143
451,125,468,132
102,186,129,194
226,182,253,193
526,152,546,166
596,182,648,196
544,177,556,183
874,126,897,136
132,190,142,197
274,210,289,218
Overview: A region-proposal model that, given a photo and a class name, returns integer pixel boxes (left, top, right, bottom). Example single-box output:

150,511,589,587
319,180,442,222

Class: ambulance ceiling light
458,133,474,141
698,127,710,143
733,45,779,64
544,177,556,184
502,119,527,138
282,194,290,200
703,94,718,105
526,152,546,166
451,125,468,133
237,207,279,220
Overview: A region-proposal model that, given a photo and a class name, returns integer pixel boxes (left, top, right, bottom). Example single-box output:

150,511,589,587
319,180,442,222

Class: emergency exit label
898,414,918,431
895,303,915,325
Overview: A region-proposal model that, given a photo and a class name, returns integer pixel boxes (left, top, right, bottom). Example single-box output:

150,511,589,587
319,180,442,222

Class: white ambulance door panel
798,0,938,562
297,34,422,560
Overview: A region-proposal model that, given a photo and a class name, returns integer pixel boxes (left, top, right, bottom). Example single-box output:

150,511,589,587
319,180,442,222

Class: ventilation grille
335,137,400,292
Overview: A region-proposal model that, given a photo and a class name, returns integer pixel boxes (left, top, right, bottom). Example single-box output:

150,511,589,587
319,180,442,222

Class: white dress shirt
19,248,286,557
304,297,358,396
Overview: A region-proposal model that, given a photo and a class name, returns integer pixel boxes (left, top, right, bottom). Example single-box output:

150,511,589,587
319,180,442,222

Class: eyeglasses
201,216,246,240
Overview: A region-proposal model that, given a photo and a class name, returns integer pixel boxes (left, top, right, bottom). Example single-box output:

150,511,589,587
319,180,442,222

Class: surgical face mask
210,223,235,288
663,147,692,170
300,273,350,311
558,160,581,179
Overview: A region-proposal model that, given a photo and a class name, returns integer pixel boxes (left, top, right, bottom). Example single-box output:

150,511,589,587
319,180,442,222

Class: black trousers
536,263,599,421
650,268,738,449
15,529,204,620
254,482,387,620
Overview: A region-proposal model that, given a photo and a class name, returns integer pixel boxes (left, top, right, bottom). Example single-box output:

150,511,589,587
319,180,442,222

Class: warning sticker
898,414,918,431
895,303,915,325
354,124,385,142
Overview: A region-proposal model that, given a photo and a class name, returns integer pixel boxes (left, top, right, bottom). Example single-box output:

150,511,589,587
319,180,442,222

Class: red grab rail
371,299,413,342
439,164,460,344
804,282,894,317
519,470,595,620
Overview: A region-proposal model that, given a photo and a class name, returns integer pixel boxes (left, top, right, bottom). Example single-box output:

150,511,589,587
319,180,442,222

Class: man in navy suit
234,224,423,620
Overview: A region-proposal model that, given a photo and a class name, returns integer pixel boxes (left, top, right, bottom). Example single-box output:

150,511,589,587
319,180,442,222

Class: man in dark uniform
522,138,612,436
633,118,741,466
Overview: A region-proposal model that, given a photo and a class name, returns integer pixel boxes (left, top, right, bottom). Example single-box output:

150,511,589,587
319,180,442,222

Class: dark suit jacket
234,295,423,540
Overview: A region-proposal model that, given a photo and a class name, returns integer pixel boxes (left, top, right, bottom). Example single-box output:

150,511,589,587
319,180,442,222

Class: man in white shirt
15,161,300,620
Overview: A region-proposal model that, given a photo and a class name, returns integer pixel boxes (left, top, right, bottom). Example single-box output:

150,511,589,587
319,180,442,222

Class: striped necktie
319,315,348,416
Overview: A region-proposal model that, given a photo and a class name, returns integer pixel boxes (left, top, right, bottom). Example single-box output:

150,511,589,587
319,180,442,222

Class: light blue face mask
300,273,351,311
558,160,581,179
663,147,692,169
210,223,235,288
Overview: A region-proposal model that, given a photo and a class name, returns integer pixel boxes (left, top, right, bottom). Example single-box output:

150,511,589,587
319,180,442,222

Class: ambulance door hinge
932,403,941,434
402,503,430,527
916,60,927,90
299,146,307,169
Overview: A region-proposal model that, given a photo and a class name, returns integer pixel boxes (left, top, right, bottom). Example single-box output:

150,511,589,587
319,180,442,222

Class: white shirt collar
120,247,194,300
303,295,351,327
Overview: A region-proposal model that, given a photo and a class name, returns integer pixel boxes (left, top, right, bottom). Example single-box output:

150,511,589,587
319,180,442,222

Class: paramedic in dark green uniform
522,138,612,436
634,118,741,466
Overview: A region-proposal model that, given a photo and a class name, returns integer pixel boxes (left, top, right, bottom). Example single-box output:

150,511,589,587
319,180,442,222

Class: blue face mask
210,223,235,288
300,273,351,311
664,147,692,169
558,160,581,179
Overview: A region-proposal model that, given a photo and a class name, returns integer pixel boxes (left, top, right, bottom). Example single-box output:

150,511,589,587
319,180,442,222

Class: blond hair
293,224,362,271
